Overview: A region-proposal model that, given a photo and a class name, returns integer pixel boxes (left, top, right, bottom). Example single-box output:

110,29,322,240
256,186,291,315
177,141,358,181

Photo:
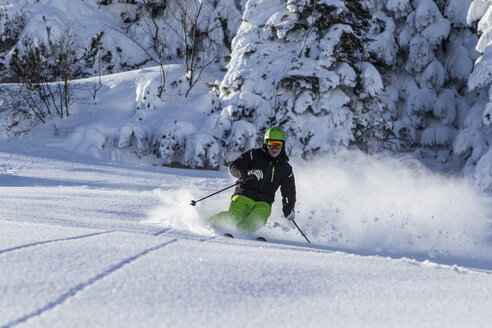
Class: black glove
239,170,249,181
240,170,258,182
282,198,295,220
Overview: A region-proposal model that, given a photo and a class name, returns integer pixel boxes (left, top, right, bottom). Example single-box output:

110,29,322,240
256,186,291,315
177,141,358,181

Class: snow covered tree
383,0,477,167
0,4,26,82
2,0,488,173
455,0,492,190
123,0,245,167
215,0,395,159
0,0,246,85
0,0,247,168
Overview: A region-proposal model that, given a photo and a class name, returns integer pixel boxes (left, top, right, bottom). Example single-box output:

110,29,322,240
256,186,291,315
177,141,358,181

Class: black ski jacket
229,145,296,208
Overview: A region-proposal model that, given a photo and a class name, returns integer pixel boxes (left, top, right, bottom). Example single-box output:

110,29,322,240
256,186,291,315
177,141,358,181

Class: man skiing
206,127,296,234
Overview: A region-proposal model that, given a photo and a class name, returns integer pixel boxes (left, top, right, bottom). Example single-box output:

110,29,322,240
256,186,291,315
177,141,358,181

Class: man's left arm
280,167,296,220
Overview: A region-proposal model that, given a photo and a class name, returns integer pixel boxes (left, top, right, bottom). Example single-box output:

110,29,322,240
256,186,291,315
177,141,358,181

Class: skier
206,127,296,234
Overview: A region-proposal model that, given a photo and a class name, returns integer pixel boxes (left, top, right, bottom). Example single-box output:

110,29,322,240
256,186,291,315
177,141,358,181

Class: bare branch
104,24,160,65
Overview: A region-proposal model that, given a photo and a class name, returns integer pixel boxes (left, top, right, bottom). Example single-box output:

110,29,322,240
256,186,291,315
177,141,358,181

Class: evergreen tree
215,0,394,159
455,0,492,190
380,0,476,168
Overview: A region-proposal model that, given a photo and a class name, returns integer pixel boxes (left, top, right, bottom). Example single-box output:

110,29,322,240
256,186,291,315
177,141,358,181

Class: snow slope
1,0,492,325
1,63,492,326
1,137,492,327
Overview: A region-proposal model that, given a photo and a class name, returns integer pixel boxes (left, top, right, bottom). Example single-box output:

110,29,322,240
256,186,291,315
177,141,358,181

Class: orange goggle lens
267,140,283,149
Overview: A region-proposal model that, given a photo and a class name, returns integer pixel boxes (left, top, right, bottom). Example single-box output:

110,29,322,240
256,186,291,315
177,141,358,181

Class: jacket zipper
260,161,272,190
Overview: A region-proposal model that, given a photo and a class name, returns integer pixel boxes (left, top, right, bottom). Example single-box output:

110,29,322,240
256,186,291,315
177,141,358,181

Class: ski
221,233,267,242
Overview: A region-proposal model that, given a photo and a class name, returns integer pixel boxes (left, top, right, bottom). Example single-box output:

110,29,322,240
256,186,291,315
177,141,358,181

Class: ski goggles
266,140,283,149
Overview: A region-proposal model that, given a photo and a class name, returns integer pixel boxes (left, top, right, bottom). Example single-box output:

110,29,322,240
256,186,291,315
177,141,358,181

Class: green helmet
264,127,286,141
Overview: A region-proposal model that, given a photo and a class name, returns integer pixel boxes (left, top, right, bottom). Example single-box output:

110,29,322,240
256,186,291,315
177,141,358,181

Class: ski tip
222,233,266,242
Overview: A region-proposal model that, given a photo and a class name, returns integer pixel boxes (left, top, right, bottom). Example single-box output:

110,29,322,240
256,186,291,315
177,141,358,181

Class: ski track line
2,238,178,328
152,228,171,236
156,228,216,242
0,231,114,256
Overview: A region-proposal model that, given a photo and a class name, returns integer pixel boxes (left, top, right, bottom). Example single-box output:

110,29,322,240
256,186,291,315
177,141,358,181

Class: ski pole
291,219,311,243
190,176,253,206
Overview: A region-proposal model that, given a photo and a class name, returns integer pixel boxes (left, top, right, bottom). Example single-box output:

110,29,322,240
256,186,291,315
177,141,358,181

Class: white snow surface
2,136,492,328
1,67,492,327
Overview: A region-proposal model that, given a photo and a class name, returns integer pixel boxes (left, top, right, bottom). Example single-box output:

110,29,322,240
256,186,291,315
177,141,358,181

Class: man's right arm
229,150,254,180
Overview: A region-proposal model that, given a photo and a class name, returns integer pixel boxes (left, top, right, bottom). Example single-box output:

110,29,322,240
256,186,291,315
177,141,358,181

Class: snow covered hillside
4,0,492,190
0,67,492,327
2,138,492,327
2,2,492,326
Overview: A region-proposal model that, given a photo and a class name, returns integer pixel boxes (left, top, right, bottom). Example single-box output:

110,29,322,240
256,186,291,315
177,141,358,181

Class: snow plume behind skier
145,143,492,262
293,151,492,260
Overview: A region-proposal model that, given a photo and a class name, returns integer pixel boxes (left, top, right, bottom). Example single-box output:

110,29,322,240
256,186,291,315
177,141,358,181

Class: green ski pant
206,195,271,233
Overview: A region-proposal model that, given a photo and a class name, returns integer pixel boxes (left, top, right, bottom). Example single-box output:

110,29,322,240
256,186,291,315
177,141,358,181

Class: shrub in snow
153,119,219,169
118,124,153,156
156,121,195,166
183,133,220,169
